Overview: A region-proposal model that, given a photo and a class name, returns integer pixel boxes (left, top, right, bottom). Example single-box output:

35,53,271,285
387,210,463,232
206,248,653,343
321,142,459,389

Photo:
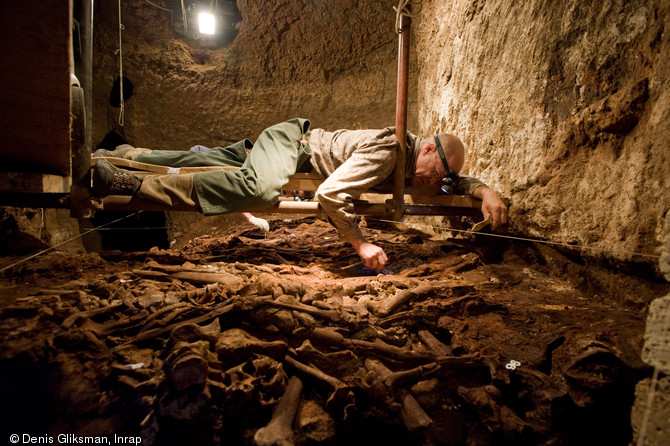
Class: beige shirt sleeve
314,134,397,242
453,174,488,196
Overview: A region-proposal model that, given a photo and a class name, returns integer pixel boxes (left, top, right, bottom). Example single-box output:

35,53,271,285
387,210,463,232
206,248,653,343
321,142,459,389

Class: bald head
434,133,465,174
413,133,465,186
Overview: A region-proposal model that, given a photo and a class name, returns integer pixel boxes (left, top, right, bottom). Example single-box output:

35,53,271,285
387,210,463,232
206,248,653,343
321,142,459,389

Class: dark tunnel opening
87,211,169,252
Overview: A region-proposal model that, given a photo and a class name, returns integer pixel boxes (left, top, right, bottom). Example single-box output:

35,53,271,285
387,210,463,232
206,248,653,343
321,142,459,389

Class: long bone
366,283,435,317
364,358,433,431
283,355,356,415
254,376,303,446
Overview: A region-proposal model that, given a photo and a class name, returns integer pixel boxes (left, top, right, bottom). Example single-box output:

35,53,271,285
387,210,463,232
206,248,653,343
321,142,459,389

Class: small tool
471,213,494,232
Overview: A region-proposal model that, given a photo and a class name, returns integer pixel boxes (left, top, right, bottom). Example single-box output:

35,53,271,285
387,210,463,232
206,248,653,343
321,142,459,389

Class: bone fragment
168,318,221,345
61,302,123,329
132,267,244,291
166,341,210,391
169,352,208,391
309,327,437,364
140,305,196,333
364,359,433,431
382,362,441,389
418,330,452,356
261,298,346,323
284,355,343,389
171,271,244,289
350,338,438,364
284,355,356,415
370,284,435,317
309,327,345,345
216,328,288,364
36,288,86,297
398,388,433,431
144,302,188,324
254,376,303,446
364,359,440,393
133,300,236,343
132,269,169,280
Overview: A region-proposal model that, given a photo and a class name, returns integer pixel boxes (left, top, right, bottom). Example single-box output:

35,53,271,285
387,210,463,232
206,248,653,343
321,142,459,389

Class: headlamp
434,135,459,194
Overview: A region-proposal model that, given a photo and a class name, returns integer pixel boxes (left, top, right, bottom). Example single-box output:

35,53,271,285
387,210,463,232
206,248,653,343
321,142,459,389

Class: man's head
412,133,464,186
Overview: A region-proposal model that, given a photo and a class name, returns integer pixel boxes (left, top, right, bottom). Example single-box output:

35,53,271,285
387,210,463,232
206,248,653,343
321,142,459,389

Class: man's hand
473,186,508,230
350,239,388,271
241,212,270,232
248,216,270,232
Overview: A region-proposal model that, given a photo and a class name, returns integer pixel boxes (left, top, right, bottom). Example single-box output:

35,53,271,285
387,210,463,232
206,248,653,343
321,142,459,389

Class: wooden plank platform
101,193,482,216
91,157,240,174
94,157,485,216
92,157,324,191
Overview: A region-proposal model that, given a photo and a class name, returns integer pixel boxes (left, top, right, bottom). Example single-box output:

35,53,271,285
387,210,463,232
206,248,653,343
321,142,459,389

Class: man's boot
92,160,141,196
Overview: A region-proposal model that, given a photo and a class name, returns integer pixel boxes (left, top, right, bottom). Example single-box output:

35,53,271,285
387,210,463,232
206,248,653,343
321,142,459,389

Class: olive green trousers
134,118,312,214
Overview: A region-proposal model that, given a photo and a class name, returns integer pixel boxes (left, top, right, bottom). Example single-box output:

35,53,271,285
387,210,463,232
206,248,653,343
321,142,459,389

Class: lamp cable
0,212,143,274
367,217,661,260
394,0,423,33
116,0,125,126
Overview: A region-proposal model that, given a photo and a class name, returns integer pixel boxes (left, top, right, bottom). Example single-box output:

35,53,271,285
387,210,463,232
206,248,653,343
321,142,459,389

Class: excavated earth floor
0,216,658,445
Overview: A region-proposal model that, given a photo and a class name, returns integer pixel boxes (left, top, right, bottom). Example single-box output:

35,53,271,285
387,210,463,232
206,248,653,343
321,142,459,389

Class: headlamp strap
434,135,452,177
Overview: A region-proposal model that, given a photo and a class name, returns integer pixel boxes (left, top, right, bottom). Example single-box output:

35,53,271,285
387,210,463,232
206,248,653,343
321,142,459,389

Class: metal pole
392,11,411,221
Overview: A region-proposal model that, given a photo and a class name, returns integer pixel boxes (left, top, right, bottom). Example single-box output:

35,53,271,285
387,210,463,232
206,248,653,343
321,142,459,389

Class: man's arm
452,175,508,231
314,137,397,271
471,185,508,230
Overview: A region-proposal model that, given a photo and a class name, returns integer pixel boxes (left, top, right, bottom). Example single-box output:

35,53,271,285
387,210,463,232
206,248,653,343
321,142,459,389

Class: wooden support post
393,10,412,221
70,0,95,218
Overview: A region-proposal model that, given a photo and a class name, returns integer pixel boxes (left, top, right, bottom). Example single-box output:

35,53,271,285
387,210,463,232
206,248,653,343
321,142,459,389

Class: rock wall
92,0,670,273
92,0,415,150
415,0,670,270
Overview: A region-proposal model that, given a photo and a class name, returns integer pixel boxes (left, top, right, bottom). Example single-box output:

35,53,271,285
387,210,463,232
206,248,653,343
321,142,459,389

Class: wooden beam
360,193,482,208
91,157,240,174
95,158,326,190
100,194,481,216
0,172,71,194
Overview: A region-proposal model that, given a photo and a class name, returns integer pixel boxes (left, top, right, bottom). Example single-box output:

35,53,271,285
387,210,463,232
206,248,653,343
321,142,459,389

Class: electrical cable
0,211,143,274
116,0,125,126
637,366,660,446
367,217,661,260
636,300,669,446
394,0,423,33
145,0,171,14
5,216,660,263
144,0,174,27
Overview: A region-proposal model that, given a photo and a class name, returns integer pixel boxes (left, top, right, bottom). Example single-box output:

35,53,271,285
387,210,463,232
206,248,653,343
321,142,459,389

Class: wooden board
91,157,240,174
0,172,71,193
0,0,73,176
95,158,486,213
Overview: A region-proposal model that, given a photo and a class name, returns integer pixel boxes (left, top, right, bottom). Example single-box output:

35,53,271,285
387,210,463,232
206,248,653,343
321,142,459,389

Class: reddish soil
0,216,660,445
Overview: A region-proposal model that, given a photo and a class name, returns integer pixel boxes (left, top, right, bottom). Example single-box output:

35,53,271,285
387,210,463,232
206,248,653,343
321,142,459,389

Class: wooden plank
91,157,240,174
93,160,487,211
101,194,480,216
101,195,324,213
359,193,482,208
0,172,71,193
282,173,323,191
0,0,72,176
94,158,326,189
